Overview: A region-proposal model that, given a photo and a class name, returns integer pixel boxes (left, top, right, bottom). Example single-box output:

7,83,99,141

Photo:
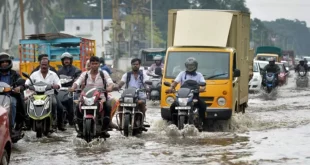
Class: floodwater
10,72,310,165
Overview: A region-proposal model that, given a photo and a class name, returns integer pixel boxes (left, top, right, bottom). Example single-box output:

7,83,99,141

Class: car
277,63,289,86
249,60,263,93
0,107,11,165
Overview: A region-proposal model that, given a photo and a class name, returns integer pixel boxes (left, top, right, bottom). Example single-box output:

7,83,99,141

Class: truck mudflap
161,107,232,121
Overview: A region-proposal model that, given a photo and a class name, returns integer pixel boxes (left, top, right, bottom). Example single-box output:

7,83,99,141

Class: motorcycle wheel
43,118,50,136
36,121,43,138
123,114,131,137
84,119,92,143
178,116,185,130
0,149,8,165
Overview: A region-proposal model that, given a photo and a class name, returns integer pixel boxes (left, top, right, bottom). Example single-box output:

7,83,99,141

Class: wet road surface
10,72,310,165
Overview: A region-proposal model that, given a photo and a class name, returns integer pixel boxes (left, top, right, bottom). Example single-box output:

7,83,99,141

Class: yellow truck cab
160,10,252,121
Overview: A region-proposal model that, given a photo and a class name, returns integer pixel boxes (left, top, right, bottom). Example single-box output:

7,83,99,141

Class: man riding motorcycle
115,58,149,131
147,55,164,75
31,54,58,75
100,57,112,75
295,59,308,73
0,52,26,136
261,57,281,87
57,52,81,125
25,59,66,131
69,56,114,138
166,57,206,130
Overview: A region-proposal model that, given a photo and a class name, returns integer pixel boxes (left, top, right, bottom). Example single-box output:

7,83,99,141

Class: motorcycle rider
166,57,206,131
100,57,112,75
147,55,164,75
295,59,308,73
57,52,81,125
115,58,149,130
31,54,58,75
0,52,26,136
69,56,114,138
25,58,66,131
261,57,281,87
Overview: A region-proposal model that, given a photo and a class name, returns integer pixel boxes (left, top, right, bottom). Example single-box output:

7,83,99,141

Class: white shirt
74,70,113,87
174,71,205,86
25,70,61,87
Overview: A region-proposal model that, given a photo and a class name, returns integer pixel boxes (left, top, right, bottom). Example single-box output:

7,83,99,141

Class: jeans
10,96,17,126
51,94,64,126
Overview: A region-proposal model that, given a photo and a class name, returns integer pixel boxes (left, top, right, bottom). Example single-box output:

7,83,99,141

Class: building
60,17,114,59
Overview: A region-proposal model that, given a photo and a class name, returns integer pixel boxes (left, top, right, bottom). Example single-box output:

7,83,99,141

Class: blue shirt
100,65,112,75
0,71,10,85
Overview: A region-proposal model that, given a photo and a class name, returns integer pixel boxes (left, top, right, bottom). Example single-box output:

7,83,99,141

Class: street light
150,0,153,48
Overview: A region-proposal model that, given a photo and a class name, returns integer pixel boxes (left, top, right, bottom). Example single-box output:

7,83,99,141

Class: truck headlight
166,96,174,105
217,97,226,106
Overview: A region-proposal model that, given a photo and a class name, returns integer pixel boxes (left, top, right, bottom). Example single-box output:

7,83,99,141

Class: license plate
81,106,97,109
120,103,136,107
176,106,191,110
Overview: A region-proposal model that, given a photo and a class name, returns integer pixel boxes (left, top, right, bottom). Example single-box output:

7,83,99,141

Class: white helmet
153,55,162,61
61,52,73,60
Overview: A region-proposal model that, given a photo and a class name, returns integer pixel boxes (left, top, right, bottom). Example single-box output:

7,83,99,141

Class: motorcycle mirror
15,78,26,86
22,72,30,78
145,80,152,85
164,81,171,87
199,82,206,86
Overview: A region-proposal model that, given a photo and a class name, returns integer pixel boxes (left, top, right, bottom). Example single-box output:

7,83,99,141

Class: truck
255,46,282,62
160,9,252,121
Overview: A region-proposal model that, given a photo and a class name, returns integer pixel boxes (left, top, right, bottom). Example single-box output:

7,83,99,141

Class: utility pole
112,0,119,69
150,0,153,48
101,0,105,58
19,0,25,39
4,0,9,52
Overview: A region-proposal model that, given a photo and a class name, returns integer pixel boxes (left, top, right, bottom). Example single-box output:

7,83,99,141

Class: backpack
125,70,144,89
84,71,107,99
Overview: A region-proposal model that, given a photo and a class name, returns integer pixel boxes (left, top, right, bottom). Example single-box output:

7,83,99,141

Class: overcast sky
246,0,310,26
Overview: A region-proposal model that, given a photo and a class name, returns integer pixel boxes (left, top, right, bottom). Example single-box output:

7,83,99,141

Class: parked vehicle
249,61,263,93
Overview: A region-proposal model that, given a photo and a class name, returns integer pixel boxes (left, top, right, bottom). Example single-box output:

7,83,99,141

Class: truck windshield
143,51,166,62
165,52,230,79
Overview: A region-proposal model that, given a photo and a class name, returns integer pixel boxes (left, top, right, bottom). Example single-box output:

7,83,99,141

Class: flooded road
10,72,310,165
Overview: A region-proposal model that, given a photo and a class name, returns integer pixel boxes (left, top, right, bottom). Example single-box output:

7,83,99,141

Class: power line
36,0,59,33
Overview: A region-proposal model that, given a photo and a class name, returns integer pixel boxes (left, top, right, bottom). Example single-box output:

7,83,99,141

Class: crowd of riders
1,50,209,139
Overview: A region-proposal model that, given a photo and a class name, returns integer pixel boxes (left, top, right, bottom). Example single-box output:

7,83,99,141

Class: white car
249,61,263,92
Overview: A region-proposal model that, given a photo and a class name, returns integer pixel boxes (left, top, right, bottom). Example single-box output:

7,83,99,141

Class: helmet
0,52,13,72
99,57,105,65
185,57,198,72
61,52,73,65
299,59,305,65
268,57,275,65
153,55,162,61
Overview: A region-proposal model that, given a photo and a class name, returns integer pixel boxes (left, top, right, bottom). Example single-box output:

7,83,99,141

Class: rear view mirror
145,80,152,85
164,82,171,87
199,82,206,86
16,78,25,86
234,69,241,77
22,72,30,78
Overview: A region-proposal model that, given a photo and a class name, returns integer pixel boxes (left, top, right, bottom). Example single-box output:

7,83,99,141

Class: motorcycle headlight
83,96,95,106
34,85,47,92
123,97,133,103
166,96,174,105
178,98,189,106
217,97,226,106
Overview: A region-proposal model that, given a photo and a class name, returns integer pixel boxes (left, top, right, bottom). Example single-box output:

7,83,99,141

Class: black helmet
299,59,305,65
100,57,105,65
0,52,13,72
185,57,198,72
268,57,276,65
61,52,73,65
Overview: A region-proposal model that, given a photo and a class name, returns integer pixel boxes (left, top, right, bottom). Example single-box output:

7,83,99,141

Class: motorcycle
115,83,152,137
296,68,308,87
22,72,55,138
75,86,110,143
264,72,277,93
0,78,26,143
163,80,206,131
58,75,74,125
148,67,163,103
